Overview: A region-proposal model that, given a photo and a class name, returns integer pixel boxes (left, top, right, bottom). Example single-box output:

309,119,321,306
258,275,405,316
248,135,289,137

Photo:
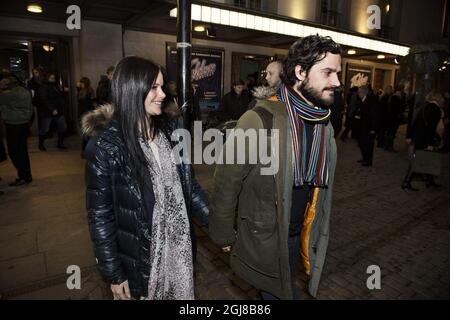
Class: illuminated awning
170,4,410,56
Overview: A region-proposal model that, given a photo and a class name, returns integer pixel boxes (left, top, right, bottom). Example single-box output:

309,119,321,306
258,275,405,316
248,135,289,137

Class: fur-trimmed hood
81,104,115,138
251,85,279,100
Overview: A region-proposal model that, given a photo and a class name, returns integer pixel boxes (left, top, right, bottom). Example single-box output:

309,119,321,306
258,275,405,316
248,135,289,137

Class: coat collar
81,103,115,138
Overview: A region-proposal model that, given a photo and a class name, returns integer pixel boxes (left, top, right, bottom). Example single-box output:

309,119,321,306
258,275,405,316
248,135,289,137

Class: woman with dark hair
77,77,95,118
27,67,44,131
82,56,208,300
77,77,95,155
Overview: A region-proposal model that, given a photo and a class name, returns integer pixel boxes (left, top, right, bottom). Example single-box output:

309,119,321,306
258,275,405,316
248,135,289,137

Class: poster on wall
344,64,373,94
166,43,224,113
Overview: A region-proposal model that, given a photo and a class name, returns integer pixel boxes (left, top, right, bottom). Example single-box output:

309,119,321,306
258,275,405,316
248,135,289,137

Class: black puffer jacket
82,104,209,299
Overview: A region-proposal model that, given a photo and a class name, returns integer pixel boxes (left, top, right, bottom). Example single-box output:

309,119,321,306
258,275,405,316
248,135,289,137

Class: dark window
320,0,341,27
233,0,263,10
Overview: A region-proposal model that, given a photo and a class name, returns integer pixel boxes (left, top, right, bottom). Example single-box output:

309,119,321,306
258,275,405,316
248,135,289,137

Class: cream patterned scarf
139,133,194,300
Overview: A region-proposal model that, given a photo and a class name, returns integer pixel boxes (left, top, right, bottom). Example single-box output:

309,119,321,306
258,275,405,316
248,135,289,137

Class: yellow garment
300,187,319,275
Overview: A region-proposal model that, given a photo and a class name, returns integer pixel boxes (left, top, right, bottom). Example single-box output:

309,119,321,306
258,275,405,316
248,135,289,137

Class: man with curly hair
210,35,341,299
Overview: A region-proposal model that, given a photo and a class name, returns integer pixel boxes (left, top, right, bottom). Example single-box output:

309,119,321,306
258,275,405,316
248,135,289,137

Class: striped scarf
278,83,331,187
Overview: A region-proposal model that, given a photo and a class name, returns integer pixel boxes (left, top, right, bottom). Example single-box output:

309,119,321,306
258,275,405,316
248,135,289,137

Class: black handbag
412,150,441,176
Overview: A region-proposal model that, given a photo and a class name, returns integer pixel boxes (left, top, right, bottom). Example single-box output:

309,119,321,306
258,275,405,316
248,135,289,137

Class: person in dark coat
349,89,362,140
411,100,443,149
402,91,444,190
376,85,392,148
385,87,404,152
218,80,251,121
96,66,114,105
0,75,34,186
162,80,181,120
77,76,95,155
340,86,358,141
77,77,95,118
27,67,44,131
356,85,378,166
330,88,344,137
38,73,67,150
82,56,208,300
405,92,416,141
192,80,202,122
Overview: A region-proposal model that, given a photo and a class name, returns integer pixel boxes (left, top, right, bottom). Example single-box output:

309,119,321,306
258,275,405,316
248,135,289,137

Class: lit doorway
0,35,75,135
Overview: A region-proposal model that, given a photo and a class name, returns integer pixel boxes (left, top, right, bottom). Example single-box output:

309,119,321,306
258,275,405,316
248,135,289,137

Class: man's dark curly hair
283,35,341,86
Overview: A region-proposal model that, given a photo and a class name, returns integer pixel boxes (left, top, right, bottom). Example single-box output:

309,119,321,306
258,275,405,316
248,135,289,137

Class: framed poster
344,63,373,94
166,43,224,113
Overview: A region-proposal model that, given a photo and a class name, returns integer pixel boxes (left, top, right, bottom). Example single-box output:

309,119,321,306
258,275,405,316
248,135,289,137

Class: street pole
177,0,192,131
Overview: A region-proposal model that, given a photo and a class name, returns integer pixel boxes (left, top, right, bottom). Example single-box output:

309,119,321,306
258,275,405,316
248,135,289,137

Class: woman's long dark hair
111,56,164,181
78,77,92,99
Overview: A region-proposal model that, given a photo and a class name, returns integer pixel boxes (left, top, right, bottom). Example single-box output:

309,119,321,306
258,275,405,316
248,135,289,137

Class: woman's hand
111,280,131,300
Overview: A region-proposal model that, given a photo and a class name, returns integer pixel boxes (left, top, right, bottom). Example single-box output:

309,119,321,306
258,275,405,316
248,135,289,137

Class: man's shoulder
253,98,286,116
2,87,29,99
234,99,286,130
18,86,31,98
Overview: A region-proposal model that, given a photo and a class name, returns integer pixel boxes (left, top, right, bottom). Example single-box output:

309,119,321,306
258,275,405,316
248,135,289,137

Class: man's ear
295,65,306,82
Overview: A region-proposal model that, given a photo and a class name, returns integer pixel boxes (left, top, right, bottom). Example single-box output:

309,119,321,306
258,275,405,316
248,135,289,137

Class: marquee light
169,5,410,56
27,4,43,13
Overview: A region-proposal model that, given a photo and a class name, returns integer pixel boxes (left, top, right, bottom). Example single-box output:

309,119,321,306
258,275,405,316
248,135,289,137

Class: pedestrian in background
0,75,33,186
